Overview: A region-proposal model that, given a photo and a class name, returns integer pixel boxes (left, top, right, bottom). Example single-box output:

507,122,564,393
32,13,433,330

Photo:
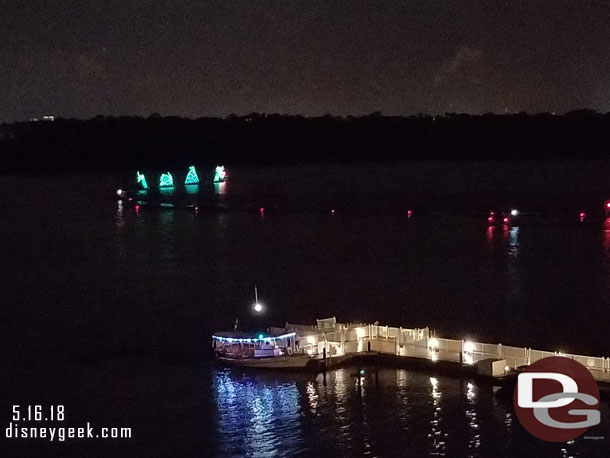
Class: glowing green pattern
159,172,174,188
184,165,200,185
136,171,149,190
213,165,227,182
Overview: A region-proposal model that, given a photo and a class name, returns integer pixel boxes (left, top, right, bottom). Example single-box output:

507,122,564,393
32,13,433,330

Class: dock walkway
272,317,610,383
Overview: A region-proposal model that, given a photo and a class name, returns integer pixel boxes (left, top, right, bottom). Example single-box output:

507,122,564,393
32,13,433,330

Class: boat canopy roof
212,331,296,344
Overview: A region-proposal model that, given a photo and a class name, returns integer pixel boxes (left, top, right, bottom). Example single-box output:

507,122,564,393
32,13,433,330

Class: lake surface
1,161,610,457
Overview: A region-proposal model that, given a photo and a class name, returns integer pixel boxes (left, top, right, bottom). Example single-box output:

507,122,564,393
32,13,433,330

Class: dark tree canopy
1,111,610,174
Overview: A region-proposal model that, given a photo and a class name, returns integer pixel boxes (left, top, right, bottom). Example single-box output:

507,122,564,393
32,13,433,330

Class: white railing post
461,339,464,363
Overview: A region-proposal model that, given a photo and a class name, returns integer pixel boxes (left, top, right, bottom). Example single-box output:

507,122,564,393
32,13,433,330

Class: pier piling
459,350,464,378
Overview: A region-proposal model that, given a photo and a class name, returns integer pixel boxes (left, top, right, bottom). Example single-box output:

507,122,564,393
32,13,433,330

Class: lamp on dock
428,337,439,361
463,341,475,365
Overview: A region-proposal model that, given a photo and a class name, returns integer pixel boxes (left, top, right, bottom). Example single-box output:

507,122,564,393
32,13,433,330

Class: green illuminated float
136,171,149,190
159,172,174,188
213,165,228,183
184,165,200,185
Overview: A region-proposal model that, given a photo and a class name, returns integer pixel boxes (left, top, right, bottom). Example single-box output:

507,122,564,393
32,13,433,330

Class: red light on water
134,204,140,211
487,216,494,223
503,217,509,224
195,206,199,211
259,207,264,212
579,211,586,222
487,225,494,240
407,210,413,217
489,211,495,216
606,202,610,209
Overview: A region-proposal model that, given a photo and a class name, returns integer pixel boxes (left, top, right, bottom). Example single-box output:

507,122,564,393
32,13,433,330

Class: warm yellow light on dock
464,341,475,353
463,341,476,365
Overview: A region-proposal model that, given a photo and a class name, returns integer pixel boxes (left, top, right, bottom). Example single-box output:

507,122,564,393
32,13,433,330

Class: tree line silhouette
1,110,610,173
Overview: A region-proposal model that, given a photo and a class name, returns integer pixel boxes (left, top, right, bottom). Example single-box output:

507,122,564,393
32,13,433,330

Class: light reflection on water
484,223,522,306
428,376,447,456
486,225,495,244
109,178,610,355
508,226,519,253
212,369,476,458
505,226,521,303
603,218,610,295
214,181,228,195
603,218,610,253
212,367,609,458
7,170,610,457
465,381,480,457
185,184,200,195
159,187,175,197
213,371,304,458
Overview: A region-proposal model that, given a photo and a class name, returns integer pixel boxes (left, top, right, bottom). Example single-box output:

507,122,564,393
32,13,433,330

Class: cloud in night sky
442,46,484,75
1,0,610,122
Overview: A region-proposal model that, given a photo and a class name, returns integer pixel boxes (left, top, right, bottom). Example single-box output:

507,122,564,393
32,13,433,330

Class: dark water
2,161,610,457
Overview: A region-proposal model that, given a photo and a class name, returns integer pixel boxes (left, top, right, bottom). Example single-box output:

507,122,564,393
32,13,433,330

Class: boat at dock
211,317,610,387
212,331,321,369
216,354,313,369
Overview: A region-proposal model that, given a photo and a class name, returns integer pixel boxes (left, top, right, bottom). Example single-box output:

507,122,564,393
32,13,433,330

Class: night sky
1,0,609,123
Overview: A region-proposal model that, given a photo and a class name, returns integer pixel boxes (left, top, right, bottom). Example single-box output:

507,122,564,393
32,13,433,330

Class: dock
266,317,610,384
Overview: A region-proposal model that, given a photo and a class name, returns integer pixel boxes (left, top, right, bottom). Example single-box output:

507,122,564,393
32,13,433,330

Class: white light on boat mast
253,285,263,313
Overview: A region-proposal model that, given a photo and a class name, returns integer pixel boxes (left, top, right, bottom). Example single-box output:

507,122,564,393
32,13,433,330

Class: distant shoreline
1,111,610,173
